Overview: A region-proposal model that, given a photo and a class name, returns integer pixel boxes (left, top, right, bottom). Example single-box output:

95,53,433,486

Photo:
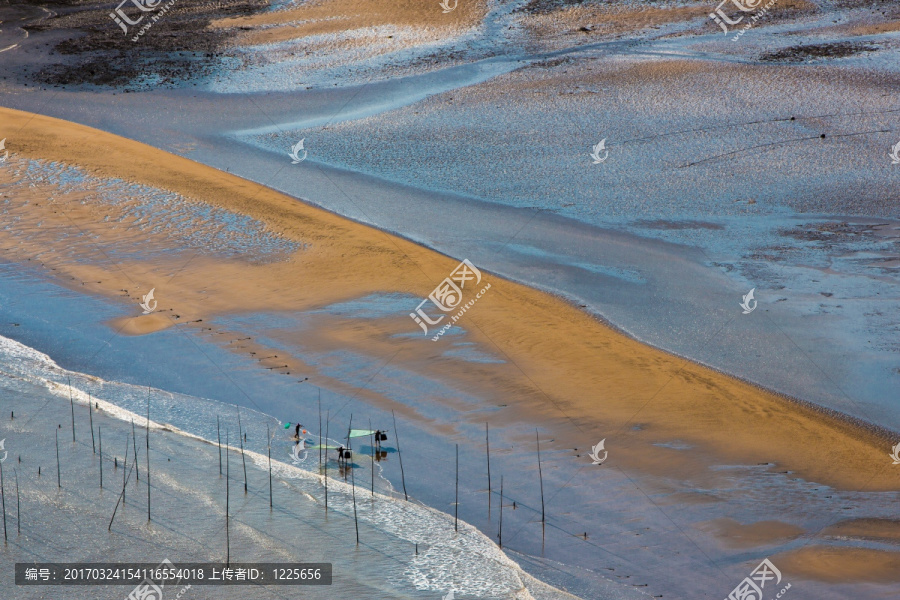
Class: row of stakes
0,379,153,543
0,384,571,564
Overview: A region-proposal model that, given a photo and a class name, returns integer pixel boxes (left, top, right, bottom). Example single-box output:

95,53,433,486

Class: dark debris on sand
18,0,268,89
514,0,601,15
779,221,886,244
759,41,880,63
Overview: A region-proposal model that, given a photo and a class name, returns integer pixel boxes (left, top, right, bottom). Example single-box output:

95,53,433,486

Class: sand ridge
211,0,488,47
1,106,899,502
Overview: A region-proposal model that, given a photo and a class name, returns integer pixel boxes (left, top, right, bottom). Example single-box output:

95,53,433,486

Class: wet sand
2,91,900,597
2,0,900,595
4,0,898,430
3,103,900,498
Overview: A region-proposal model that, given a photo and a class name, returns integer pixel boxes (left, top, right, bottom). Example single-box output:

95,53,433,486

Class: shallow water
0,263,897,599
0,331,583,600
1,157,301,263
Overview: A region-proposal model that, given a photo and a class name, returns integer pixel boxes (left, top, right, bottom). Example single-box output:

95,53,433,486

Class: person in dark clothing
294,423,301,438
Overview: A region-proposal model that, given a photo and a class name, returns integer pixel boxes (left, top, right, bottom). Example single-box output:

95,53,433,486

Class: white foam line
45,378,540,597
45,378,173,432
15,336,565,598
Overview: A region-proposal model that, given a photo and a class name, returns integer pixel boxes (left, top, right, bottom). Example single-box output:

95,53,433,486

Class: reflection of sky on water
1,157,301,262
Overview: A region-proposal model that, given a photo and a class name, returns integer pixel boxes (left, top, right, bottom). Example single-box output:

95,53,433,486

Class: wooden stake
348,416,359,546
486,422,491,518
391,410,408,501
537,429,545,534
217,416,222,476
1,458,7,542
498,475,503,548
14,468,19,535
132,419,139,481
122,433,127,505
369,418,374,496
267,424,273,509
108,455,135,531
318,391,322,469
146,392,150,522
68,377,75,443
351,462,360,545
346,414,353,460
55,429,61,488
238,411,247,494
226,429,230,565
89,394,95,454
455,444,459,533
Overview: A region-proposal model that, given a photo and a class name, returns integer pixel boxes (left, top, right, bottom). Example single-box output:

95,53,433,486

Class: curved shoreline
1,105,898,495
3,37,896,431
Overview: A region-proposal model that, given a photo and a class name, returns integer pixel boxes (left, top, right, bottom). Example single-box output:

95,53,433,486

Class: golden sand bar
1,106,898,500
211,0,487,47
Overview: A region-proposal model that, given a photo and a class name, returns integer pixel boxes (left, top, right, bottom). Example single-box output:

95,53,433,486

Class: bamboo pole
455,444,459,533
537,430,545,535
109,454,136,530
369,418,374,496
55,429,61,488
89,394,95,454
122,433,127,505
348,416,359,546
1,458,7,542
132,419,139,481
347,414,352,460
391,410,408,501
498,475,503,548
324,410,329,513
226,429,230,565
217,416,222,476
351,461,360,545
99,427,103,488
14,467,19,535
318,390,322,469
68,377,75,443
146,393,150,522
267,424,273,509
238,411,247,494
486,423,491,518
